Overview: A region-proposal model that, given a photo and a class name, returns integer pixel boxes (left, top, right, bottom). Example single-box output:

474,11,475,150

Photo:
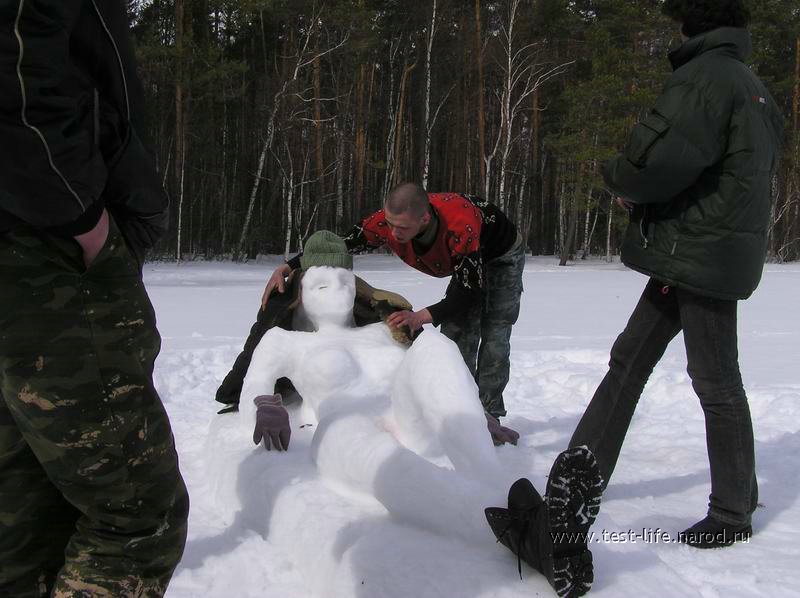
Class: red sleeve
353,210,390,250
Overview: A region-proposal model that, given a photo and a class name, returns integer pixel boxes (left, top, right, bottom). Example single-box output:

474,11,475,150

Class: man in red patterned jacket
258,182,526,445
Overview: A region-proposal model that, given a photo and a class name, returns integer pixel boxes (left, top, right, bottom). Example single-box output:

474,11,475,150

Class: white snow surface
147,255,800,598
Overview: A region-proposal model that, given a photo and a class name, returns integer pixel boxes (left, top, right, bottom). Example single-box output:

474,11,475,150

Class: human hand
485,413,519,446
252,394,291,451
386,309,431,332
261,264,294,310
615,196,634,212
73,209,110,268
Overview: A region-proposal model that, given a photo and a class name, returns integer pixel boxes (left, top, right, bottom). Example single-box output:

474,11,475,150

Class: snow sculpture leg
391,330,503,485
311,412,499,546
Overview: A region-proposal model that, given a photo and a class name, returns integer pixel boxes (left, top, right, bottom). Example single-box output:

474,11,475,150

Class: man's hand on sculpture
485,413,519,446
261,264,294,310
386,308,432,332
253,394,291,451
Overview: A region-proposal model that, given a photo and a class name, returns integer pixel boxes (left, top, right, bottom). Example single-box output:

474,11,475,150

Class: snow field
147,256,800,597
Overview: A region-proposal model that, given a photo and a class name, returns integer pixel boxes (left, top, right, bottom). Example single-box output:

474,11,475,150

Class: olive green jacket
605,27,784,300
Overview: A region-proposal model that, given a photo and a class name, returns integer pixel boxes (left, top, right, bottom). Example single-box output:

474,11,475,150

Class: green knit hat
300,230,353,270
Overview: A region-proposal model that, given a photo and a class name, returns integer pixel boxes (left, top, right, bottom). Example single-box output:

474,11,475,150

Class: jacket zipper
13,0,86,211
91,0,131,121
639,206,649,249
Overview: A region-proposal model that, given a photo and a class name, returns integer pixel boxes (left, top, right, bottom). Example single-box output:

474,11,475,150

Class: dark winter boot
679,516,752,549
485,478,552,578
485,446,603,597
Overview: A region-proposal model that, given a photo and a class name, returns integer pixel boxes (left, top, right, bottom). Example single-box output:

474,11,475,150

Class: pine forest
128,0,800,263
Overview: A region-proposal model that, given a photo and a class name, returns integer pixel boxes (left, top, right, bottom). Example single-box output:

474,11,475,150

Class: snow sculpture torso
256,323,406,421
240,267,407,423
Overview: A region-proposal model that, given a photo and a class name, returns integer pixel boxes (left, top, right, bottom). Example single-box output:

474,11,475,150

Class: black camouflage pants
441,236,525,419
0,217,189,597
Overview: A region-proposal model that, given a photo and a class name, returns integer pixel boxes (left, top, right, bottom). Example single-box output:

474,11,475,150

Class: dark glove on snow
486,413,519,446
253,394,291,451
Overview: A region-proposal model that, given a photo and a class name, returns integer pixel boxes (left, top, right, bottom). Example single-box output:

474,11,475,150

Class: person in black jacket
485,1,784,596
0,2,188,596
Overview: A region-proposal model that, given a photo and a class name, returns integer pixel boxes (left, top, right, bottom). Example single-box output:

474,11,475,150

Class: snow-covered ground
148,255,800,598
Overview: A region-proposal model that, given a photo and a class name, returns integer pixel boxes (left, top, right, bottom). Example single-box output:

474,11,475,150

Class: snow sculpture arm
240,328,295,430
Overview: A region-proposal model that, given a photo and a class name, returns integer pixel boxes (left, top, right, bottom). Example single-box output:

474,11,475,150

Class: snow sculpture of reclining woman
235,231,602,598
239,258,509,543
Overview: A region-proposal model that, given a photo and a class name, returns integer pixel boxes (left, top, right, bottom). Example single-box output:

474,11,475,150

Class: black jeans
569,279,757,525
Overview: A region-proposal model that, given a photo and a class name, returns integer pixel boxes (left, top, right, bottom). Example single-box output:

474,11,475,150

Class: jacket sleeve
603,80,726,205
426,251,483,326
0,0,107,234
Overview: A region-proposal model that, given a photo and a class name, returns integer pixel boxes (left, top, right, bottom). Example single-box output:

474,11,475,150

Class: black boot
679,515,752,549
485,478,549,579
485,446,603,597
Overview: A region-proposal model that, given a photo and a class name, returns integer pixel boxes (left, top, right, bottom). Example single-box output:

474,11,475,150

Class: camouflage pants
0,217,189,597
441,235,525,419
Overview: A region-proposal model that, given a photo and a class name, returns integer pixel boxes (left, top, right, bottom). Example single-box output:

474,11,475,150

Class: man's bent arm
603,80,725,205
427,252,483,327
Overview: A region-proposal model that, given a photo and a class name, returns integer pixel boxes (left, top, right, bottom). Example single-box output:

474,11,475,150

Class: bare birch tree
421,0,437,187
236,8,348,259
492,0,573,212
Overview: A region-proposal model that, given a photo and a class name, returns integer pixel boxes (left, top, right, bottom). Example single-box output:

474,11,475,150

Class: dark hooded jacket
0,0,168,265
605,28,784,300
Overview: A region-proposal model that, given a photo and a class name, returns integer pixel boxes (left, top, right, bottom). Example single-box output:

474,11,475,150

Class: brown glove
355,276,416,345
253,394,291,451
486,413,520,446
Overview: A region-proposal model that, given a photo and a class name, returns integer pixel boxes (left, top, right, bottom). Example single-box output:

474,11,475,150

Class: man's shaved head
385,182,429,218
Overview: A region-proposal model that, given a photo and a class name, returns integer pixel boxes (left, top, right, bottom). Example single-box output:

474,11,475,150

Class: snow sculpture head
300,266,356,329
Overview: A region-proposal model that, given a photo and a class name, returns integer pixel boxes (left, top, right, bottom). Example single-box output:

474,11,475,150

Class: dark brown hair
385,182,429,218
662,0,750,37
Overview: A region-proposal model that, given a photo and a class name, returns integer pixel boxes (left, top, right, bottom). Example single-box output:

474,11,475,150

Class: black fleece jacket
0,0,168,263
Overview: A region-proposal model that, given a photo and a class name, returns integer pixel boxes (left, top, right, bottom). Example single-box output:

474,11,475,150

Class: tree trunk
174,0,186,262
605,196,614,262
422,0,437,187
335,118,345,229
474,0,486,191
582,198,599,260
528,86,540,248
497,0,519,213
354,63,367,217
218,91,227,254
559,162,585,266
793,36,799,134
284,159,295,258
580,199,591,259
392,61,416,187
559,194,578,267
313,48,325,219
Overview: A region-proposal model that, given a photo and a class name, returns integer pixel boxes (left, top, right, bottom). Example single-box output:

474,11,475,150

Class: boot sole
544,446,604,597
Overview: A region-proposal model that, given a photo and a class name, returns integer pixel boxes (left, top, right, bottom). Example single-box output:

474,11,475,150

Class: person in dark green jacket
484,1,784,595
